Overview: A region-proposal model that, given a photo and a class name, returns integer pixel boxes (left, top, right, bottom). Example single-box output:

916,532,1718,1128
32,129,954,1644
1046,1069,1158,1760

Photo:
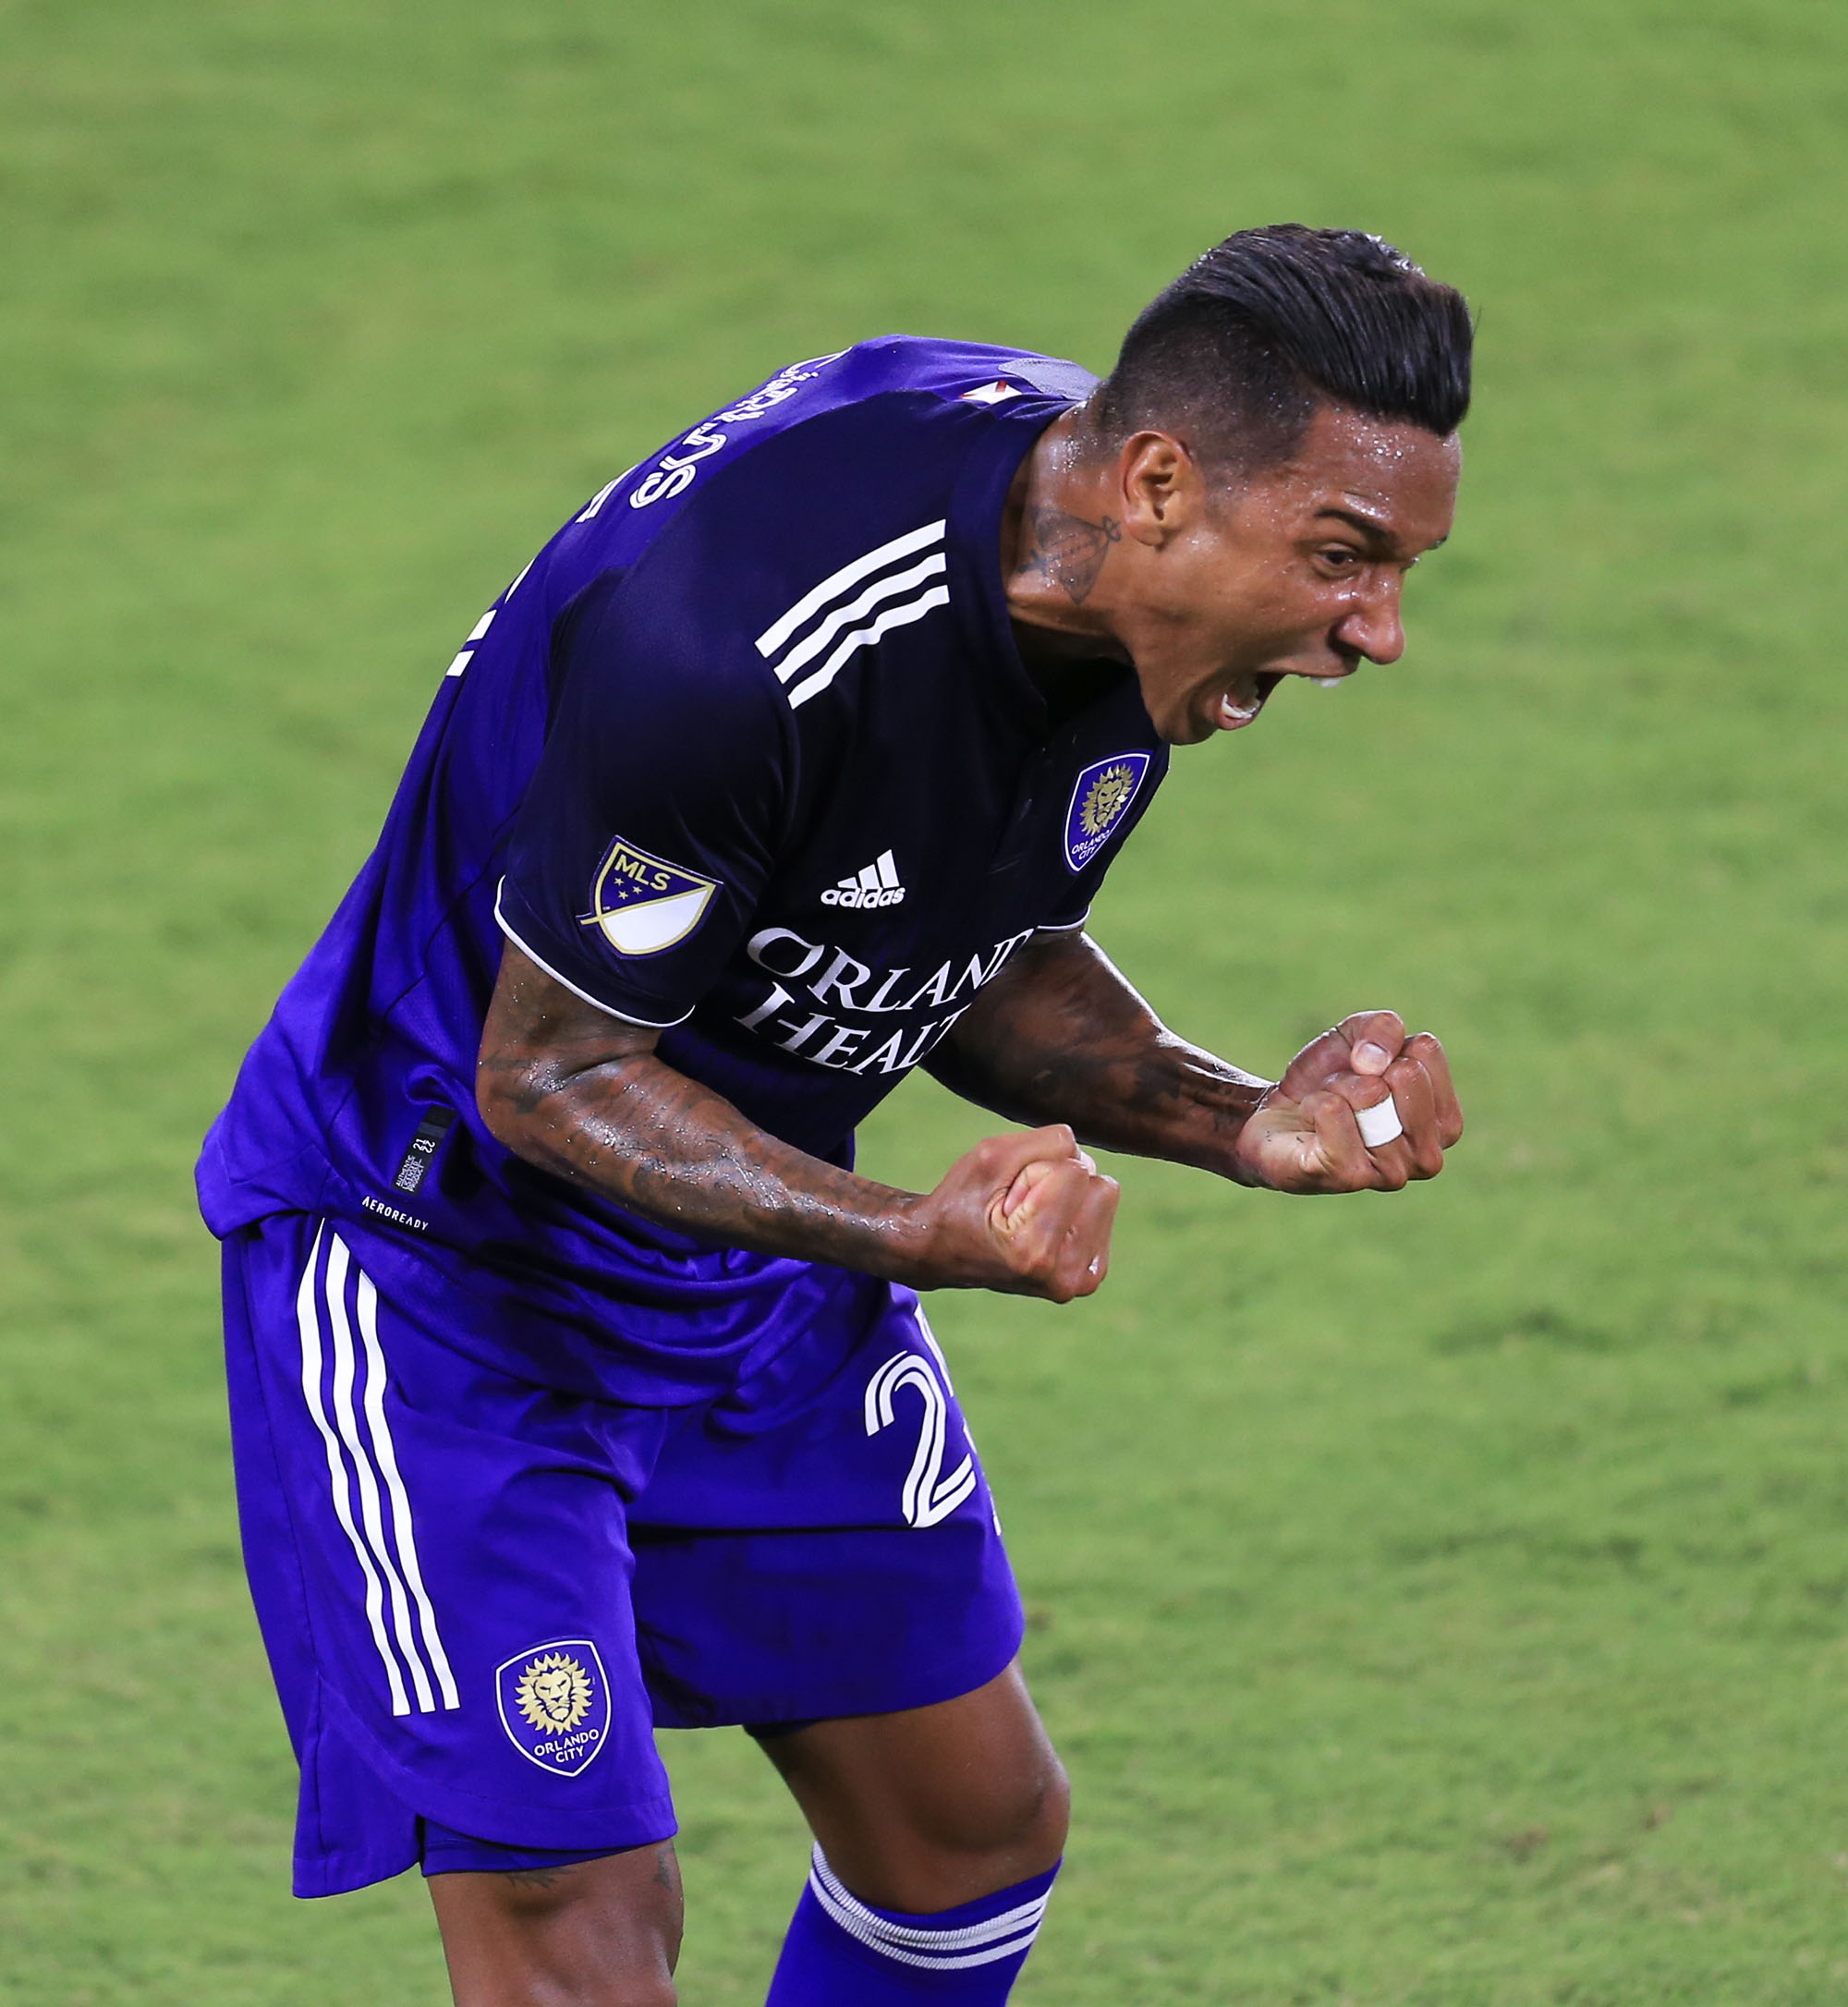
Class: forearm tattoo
927,932,1270,1179
477,952,924,1273
1018,505,1121,604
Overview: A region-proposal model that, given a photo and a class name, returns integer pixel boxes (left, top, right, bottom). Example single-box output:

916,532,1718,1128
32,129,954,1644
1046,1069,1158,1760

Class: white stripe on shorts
296,1225,411,1715
296,1225,457,1716
352,1260,459,1708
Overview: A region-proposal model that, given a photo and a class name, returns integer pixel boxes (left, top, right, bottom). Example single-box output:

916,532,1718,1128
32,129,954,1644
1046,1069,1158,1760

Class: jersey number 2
864,1351,978,1529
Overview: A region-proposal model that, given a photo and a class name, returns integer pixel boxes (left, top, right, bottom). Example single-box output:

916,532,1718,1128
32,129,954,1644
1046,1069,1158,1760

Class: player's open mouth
1216,673,1283,732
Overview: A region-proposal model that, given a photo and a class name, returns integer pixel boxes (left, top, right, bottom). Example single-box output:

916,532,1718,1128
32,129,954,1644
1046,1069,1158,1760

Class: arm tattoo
1020,505,1121,603
926,931,1271,1181
477,948,927,1277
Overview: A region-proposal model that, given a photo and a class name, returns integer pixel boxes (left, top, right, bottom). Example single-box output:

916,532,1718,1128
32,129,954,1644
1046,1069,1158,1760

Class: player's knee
1019,1746,1072,1859
935,1743,1070,1865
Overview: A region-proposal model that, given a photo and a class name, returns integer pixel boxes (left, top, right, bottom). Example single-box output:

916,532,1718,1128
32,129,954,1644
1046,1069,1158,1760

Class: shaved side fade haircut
1095,224,1474,477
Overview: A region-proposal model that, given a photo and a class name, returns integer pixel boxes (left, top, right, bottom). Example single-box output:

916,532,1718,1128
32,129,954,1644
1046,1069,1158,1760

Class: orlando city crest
495,1640,611,1776
578,835,720,957
1063,752,1152,871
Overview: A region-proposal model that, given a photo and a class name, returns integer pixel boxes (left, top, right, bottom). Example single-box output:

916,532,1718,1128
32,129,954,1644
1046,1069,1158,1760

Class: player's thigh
631,1281,1027,1745
757,1660,1069,1913
430,1839,683,2007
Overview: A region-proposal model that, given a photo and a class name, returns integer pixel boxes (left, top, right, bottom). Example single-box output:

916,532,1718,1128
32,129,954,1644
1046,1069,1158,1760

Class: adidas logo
821,850,906,909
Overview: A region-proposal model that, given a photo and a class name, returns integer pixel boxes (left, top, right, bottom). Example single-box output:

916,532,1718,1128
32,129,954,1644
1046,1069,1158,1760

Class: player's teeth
1312,676,1345,689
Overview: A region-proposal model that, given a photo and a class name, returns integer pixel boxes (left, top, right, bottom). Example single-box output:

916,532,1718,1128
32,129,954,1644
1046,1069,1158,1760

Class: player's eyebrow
1315,505,1449,560
1315,505,1397,552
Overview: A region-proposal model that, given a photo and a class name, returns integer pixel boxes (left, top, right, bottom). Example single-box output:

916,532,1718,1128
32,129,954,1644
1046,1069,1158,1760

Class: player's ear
1116,431,1202,546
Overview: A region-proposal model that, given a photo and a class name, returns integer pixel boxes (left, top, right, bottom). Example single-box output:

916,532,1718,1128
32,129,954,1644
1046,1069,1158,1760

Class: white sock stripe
756,520,945,659
784,585,951,709
323,1236,436,1713
769,550,948,683
810,1846,1052,1943
807,1871,1045,1970
295,1226,411,1717
808,1850,1051,1955
351,1264,460,1709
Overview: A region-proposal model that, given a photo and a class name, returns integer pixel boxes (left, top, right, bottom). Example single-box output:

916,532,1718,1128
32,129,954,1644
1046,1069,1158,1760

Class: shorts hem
420,1822,679,1880
293,1839,420,1901
316,1686,679,1861
649,1616,1025,1732
292,1787,682,1899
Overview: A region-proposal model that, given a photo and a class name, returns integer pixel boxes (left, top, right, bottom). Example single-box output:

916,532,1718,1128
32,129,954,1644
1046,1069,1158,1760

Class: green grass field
4,1,1846,1999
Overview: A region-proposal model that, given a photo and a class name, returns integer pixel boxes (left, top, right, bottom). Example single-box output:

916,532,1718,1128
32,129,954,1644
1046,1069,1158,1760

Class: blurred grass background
3,0,1846,2000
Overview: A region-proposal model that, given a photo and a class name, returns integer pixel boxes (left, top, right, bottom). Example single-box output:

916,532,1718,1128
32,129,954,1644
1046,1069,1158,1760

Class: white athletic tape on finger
1355,1097,1404,1149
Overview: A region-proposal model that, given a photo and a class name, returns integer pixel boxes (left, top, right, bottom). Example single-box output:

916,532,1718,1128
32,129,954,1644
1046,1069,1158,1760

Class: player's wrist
1222,1090,1285,1189
878,1168,1056,1295
853,1190,959,1290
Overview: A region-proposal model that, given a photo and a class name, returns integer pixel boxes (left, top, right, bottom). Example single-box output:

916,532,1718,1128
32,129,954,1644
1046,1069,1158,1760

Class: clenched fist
906,1125,1119,1300
1233,1011,1463,1194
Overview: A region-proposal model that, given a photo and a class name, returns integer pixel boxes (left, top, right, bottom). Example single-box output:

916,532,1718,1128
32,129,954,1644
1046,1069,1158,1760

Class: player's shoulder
553,334,1094,556
746,335,1099,483
663,334,1096,662
532,334,1096,721
820,333,1099,409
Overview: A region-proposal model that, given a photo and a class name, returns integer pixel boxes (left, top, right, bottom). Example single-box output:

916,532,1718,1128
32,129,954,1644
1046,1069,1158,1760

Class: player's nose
1335,580,1406,666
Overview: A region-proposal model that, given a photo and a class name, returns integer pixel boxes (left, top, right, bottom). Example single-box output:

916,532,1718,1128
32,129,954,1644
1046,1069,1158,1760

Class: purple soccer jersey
197,336,1168,1405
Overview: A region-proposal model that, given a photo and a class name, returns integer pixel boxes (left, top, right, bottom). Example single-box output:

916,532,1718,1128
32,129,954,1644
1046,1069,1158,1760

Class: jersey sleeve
495,566,796,1027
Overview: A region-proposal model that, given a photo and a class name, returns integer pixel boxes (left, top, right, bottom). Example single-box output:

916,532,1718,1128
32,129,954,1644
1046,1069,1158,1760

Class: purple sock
764,1847,1061,2003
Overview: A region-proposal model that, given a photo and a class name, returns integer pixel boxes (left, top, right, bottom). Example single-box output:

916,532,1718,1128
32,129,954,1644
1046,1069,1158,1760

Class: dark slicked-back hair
1094,225,1473,477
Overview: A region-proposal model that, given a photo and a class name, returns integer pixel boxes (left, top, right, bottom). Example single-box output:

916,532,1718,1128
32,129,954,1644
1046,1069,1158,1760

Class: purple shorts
223,1213,1023,1897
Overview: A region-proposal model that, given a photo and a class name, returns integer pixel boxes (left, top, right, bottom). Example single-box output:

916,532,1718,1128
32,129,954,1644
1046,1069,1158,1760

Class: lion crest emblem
496,1639,611,1775
1064,751,1153,870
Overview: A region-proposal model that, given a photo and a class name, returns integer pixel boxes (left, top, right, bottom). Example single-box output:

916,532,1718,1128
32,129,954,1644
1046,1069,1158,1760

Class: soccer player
199,225,1469,2005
